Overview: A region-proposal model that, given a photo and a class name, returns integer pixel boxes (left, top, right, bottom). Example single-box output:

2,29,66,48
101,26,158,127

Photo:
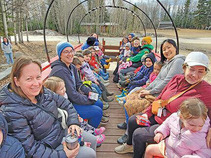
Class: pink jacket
155,113,211,158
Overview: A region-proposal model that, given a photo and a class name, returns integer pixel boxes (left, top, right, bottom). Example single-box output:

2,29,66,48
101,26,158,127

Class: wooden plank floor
96,71,133,158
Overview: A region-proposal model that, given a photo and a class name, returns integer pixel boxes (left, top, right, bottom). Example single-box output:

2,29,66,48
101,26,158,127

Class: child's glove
136,114,150,126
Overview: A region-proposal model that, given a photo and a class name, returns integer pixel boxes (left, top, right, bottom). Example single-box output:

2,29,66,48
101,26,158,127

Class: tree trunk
25,16,29,42
1,0,8,38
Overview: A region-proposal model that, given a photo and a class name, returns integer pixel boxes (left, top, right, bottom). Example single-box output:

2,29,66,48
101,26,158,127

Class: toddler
145,98,211,158
43,76,106,147
143,61,163,88
118,43,132,73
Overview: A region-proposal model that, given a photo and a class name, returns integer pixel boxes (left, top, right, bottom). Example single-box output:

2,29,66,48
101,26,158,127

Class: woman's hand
206,128,211,148
68,125,81,137
63,142,79,158
154,133,164,143
139,90,150,98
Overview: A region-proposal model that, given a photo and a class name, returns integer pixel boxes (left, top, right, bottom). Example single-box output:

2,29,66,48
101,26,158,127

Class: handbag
152,82,200,115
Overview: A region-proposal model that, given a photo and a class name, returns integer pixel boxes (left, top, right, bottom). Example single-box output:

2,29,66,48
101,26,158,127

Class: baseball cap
184,52,209,70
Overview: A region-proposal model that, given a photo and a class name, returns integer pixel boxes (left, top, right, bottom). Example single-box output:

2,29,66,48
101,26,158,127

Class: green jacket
129,44,154,62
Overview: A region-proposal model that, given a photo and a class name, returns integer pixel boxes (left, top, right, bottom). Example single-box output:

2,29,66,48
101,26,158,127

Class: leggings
127,114,159,158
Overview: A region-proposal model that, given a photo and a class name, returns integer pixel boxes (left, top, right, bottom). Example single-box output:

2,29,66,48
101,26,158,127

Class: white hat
184,52,209,70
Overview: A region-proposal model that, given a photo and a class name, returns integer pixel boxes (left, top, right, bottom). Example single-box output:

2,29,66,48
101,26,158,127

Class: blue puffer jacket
0,84,80,158
130,65,153,86
0,112,25,158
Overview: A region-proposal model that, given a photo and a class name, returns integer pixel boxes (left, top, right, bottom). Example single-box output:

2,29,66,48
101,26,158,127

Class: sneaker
96,134,105,145
94,127,106,135
114,143,133,154
103,103,110,110
118,100,124,106
103,111,110,117
117,134,128,144
101,116,109,123
117,122,127,129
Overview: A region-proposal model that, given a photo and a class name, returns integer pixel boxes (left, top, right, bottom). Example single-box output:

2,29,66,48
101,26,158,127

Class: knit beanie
142,36,152,44
129,33,135,38
125,43,131,48
144,53,156,64
56,42,73,58
87,37,96,46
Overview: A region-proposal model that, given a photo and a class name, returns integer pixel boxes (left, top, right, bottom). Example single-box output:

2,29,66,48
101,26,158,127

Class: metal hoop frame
43,0,179,62
77,5,147,43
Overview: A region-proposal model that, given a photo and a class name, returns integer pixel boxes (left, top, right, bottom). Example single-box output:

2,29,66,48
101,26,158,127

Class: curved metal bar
66,0,87,42
44,0,178,56
157,0,179,50
122,0,158,52
77,5,147,43
43,0,55,62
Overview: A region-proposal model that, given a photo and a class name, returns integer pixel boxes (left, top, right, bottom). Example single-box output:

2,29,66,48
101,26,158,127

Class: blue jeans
91,83,102,96
4,53,14,64
123,99,129,124
73,100,103,128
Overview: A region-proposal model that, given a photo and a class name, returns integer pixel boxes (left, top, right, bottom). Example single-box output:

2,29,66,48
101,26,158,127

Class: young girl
145,98,211,158
43,76,106,147
142,61,163,88
118,43,132,73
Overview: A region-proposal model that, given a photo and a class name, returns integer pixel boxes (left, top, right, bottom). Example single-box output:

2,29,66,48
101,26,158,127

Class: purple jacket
155,113,211,158
80,62,96,82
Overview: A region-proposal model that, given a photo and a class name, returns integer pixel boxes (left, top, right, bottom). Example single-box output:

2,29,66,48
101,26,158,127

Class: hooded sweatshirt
129,44,154,63
0,113,25,158
50,60,94,105
146,54,185,96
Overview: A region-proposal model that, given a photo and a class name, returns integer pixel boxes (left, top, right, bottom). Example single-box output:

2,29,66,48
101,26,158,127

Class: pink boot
94,127,106,136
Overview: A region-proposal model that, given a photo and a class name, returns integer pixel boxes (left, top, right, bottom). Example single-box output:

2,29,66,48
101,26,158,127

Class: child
119,37,129,58
81,50,114,102
43,76,106,147
126,53,155,92
94,46,111,69
145,98,211,158
115,53,155,98
117,43,132,73
0,112,25,158
142,61,163,88
126,36,154,69
88,47,109,79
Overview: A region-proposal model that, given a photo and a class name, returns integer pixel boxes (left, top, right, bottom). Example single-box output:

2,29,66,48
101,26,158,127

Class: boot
106,91,114,96
105,58,112,63
99,80,113,96
102,91,114,102
104,64,110,69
